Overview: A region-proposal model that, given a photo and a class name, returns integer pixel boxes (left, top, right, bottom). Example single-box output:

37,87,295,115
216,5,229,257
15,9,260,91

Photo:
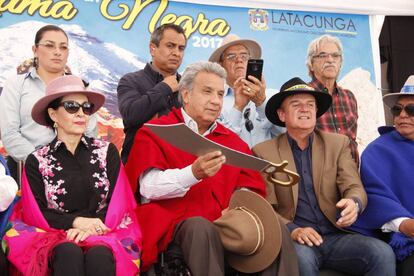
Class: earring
33,57,38,68
53,122,58,128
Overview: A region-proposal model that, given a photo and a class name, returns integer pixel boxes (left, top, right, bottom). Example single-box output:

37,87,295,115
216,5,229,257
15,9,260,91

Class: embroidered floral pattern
34,144,66,211
90,139,110,212
33,136,111,213
117,213,133,230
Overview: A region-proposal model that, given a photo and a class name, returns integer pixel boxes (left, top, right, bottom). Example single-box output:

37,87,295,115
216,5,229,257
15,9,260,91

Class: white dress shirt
139,108,216,203
382,217,411,233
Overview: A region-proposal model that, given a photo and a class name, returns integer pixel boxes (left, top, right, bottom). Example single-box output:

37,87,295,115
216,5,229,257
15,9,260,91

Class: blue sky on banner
0,0,374,90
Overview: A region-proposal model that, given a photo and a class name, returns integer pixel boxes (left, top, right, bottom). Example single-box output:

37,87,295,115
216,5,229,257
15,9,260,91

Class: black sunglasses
243,107,254,132
390,104,414,117
59,101,94,115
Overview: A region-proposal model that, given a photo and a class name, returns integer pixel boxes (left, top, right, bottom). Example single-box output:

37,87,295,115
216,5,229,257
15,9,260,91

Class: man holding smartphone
209,34,284,147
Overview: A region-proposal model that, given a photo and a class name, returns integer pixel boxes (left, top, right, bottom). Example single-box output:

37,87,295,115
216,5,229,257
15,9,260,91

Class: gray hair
306,34,343,77
178,61,227,103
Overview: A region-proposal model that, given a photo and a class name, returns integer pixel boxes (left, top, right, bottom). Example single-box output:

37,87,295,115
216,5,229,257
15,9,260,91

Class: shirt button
338,127,341,131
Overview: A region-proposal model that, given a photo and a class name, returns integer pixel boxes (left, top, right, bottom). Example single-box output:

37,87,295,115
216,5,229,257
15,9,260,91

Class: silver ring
247,87,251,92
95,226,102,233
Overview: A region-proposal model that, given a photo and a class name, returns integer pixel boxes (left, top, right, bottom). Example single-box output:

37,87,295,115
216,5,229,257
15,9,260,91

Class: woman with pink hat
3,75,142,276
0,24,96,180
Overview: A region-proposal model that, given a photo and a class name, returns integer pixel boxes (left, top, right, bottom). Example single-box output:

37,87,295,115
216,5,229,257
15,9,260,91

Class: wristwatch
353,199,360,214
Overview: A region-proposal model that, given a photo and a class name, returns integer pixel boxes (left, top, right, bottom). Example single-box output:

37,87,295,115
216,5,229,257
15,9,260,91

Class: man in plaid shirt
306,35,359,164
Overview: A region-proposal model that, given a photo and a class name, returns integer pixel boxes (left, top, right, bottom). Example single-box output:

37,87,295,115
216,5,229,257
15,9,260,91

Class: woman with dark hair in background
3,75,141,276
0,24,97,180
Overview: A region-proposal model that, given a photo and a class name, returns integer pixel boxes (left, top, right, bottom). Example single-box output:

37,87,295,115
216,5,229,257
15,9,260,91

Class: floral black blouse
25,136,120,230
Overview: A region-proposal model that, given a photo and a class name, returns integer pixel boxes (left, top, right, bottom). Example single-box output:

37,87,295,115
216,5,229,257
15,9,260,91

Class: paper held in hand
145,123,299,187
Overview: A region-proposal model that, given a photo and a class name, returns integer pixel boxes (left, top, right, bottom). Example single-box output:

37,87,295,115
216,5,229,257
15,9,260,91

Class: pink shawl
3,165,141,276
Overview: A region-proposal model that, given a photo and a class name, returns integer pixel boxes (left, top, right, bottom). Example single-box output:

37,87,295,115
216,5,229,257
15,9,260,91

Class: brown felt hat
214,190,281,273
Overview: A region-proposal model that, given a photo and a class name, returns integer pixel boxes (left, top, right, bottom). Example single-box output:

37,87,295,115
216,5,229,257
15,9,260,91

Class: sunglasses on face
59,101,94,115
391,104,414,117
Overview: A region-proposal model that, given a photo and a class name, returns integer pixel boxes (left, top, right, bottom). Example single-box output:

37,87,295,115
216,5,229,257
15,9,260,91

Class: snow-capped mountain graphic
0,20,147,116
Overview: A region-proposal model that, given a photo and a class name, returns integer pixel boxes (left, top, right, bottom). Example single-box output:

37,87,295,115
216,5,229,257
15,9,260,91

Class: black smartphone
245,59,263,81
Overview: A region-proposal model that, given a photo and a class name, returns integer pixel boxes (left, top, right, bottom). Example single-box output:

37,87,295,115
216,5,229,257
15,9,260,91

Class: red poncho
125,108,266,271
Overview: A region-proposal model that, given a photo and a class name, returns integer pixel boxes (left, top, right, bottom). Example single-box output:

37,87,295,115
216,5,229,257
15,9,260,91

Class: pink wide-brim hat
208,34,262,63
31,75,105,126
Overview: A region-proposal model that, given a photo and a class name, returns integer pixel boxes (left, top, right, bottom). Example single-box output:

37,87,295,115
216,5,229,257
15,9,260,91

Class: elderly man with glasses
352,75,414,276
306,35,359,164
209,34,284,148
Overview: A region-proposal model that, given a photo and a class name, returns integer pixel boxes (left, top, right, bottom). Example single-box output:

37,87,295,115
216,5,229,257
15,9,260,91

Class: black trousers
0,249,7,276
397,254,414,276
51,242,115,276
5,157,18,186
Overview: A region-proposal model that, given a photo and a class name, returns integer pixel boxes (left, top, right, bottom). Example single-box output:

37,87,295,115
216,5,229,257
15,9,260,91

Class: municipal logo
249,9,269,31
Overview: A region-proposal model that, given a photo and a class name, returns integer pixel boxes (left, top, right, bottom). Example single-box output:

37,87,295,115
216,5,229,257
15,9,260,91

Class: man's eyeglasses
36,42,69,52
243,108,254,132
390,104,414,117
313,52,342,60
59,101,94,115
223,53,250,62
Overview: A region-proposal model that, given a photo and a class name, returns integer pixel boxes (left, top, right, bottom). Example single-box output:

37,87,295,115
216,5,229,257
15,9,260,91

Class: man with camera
209,34,284,147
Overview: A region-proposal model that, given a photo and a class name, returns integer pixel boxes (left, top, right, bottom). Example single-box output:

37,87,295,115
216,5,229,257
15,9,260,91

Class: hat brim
265,89,332,127
225,190,281,273
209,39,262,63
31,90,105,126
383,92,414,108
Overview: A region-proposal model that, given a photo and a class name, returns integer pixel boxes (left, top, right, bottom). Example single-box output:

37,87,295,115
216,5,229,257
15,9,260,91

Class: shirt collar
287,132,314,151
26,67,40,80
50,135,91,152
181,108,217,136
146,62,180,83
310,78,339,95
26,67,68,81
224,83,233,97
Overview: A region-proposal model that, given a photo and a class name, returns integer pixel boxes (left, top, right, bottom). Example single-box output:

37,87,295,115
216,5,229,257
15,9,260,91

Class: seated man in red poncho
125,61,297,275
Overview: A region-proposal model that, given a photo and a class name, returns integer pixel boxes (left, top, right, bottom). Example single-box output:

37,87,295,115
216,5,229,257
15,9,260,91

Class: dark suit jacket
253,130,367,228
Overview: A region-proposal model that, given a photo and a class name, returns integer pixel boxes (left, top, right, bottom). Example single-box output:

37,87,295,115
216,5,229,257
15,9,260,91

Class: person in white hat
352,75,414,276
209,34,284,148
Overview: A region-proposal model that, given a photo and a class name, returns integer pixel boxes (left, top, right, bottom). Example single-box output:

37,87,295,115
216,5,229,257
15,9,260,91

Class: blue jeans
294,232,395,276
